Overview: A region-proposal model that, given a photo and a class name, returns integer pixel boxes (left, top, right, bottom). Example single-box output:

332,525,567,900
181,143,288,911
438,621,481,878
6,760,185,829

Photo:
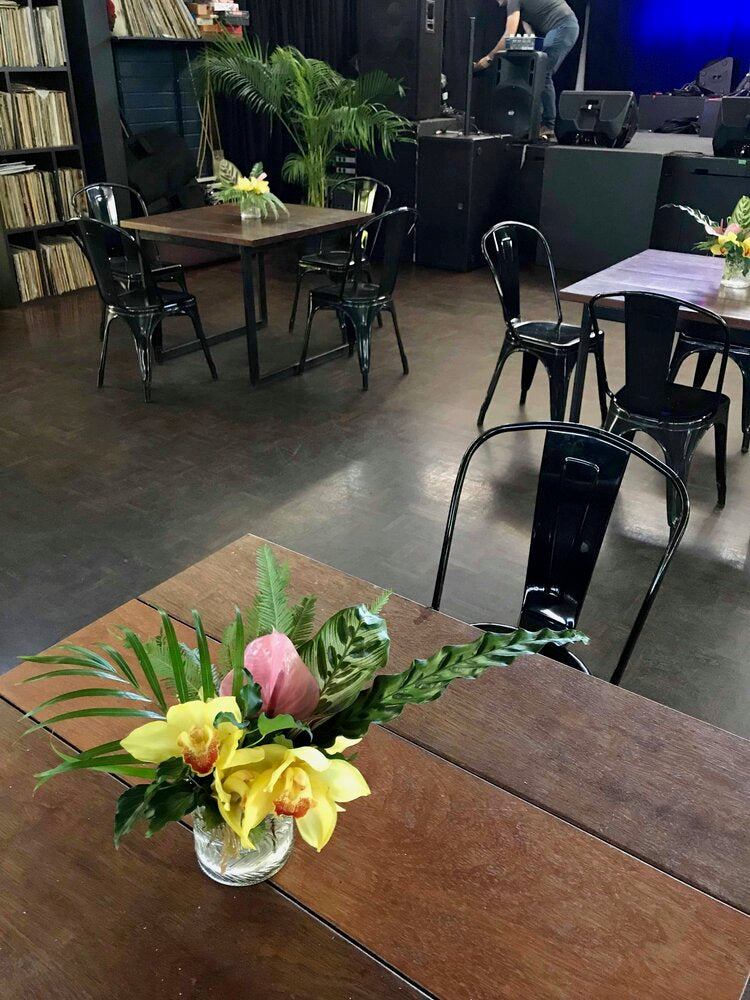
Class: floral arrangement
24,547,584,879
212,159,288,220
665,196,750,286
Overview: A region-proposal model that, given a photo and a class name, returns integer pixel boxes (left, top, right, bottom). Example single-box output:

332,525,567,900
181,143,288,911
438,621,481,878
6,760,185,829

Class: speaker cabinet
698,57,735,97
713,97,750,158
556,91,638,148
357,0,445,120
416,134,515,271
476,51,547,140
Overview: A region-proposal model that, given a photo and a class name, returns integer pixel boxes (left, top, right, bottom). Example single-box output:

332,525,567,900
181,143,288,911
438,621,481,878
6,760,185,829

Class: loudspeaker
713,97,750,157
698,57,735,97
638,94,705,132
556,91,638,148
476,50,547,140
357,0,445,120
416,134,515,271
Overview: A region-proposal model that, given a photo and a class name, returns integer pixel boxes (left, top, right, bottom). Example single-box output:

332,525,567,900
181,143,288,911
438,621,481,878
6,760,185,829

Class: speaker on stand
357,0,445,121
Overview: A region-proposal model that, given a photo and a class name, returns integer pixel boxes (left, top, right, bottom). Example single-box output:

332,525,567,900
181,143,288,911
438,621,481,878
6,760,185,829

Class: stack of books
0,0,39,66
0,92,14,149
35,7,66,66
56,166,84,216
0,164,59,229
12,84,73,148
39,234,94,295
111,0,199,39
10,243,44,301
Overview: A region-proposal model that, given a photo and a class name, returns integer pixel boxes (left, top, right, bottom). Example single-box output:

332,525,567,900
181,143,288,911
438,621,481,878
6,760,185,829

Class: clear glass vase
240,194,262,222
721,254,750,290
192,809,293,886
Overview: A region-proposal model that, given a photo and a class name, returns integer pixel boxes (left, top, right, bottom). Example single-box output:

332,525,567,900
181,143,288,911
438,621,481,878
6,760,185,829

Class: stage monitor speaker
713,97,750,157
698,57,735,97
556,91,638,148
476,51,547,140
416,134,515,271
357,0,444,120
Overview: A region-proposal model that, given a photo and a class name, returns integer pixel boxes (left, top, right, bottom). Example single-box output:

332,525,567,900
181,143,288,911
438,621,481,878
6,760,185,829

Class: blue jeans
541,14,580,127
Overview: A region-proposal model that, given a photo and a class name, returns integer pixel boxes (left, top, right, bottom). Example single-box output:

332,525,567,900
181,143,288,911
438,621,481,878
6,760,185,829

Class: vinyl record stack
0,0,88,307
110,0,200,39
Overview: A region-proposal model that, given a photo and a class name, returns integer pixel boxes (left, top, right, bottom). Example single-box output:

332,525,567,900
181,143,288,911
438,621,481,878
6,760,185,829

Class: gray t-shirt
506,0,575,35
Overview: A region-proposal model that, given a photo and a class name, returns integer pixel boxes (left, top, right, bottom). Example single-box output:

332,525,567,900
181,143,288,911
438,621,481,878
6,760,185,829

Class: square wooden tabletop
122,202,373,250
559,249,750,330
2,534,750,999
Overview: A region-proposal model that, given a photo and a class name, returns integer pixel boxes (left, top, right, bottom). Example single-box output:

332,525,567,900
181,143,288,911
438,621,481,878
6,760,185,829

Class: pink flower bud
219,631,320,720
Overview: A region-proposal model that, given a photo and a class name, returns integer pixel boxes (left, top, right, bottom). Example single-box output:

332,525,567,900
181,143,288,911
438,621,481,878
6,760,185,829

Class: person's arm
475,3,521,70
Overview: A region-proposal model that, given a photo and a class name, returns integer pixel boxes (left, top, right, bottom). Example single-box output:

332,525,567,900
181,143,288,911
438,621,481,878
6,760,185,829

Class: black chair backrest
482,221,563,328
67,217,155,308
323,175,392,257
344,207,417,298
71,182,148,225
431,421,689,684
588,291,730,418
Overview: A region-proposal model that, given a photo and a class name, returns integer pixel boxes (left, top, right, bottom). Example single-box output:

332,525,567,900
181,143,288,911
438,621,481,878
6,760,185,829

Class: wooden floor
1,253,749,738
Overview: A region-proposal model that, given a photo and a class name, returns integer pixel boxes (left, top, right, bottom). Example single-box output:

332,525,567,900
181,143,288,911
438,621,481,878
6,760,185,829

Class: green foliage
35,739,155,789
662,203,718,232
729,195,750,230
299,604,391,722
199,36,413,205
313,627,589,744
113,757,198,846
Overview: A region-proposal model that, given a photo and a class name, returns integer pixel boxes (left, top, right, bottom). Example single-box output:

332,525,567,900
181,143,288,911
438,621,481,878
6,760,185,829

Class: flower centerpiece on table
23,546,586,887
664,196,750,290
212,159,288,222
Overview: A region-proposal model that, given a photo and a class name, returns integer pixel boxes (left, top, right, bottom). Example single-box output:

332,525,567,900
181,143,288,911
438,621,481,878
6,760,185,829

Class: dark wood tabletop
122,202,372,250
559,249,750,329
3,535,750,998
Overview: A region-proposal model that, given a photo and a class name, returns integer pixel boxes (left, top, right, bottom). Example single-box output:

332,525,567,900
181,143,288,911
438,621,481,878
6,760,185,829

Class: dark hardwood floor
1,252,749,737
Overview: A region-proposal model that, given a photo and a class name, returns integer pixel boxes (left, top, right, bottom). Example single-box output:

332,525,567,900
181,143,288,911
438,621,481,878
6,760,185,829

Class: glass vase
192,809,293,886
240,195,262,222
720,255,750,290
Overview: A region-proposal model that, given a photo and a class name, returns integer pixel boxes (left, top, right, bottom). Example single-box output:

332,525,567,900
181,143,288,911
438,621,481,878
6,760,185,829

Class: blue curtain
587,0,750,94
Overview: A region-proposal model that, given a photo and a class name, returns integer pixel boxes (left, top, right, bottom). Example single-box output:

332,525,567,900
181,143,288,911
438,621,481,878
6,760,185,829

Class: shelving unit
0,0,86,307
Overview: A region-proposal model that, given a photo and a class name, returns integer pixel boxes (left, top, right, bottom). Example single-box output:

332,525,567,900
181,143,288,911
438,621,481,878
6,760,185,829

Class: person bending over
476,0,580,138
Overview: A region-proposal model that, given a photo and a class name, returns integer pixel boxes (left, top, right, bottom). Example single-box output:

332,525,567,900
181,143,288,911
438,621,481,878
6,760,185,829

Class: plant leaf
120,629,168,713
729,195,750,230
254,544,294,635
299,604,390,722
256,712,311,739
661,203,718,231
219,607,246,698
287,594,317,646
312,627,589,744
192,610,215,699
237,672,263,720
145,780,199,837
23,668,131,684
114,784,150,847
158,610,189,703
24,706,164,736
369,590,392,615
23,686,150,719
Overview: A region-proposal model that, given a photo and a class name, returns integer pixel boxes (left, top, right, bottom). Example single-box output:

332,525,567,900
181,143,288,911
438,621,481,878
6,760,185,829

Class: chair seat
300,249,361,271
612,383,729,424
510,320,594,348
311,280,386,306
116,286,194,314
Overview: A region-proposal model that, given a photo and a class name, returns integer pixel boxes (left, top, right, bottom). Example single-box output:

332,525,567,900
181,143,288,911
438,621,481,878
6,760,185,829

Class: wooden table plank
559,249,750,329
4,644,750,1000
122,202,372,250
138,534,750,915
0,701,429,1000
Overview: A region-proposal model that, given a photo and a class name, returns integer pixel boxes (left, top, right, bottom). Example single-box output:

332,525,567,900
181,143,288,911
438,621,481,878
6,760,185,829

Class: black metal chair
579,292,731,527
431,422,689,686
288,175,391,332
298,207,417,390
68,217,217,402
670,321,750,453
71,182,187,293
478,222,608,425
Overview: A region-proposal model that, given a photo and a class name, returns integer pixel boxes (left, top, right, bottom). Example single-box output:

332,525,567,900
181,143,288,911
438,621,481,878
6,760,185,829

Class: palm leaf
157,610,189,703
287,594,317,646
192,610,215,699
23,667,131,684
24,705,164,736
119,629,168,713
254,545,294,635
23,686,150,719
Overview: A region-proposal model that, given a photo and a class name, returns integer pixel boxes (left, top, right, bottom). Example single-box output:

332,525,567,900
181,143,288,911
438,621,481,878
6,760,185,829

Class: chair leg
519,353,538,405
298,298,320,375
478,337,515,425
288,267,304,333
592,337,609,425
355,323,372,390
97,310,115,387
98,306,107,342
661,430,702,528
365,270,383,327
736,358,750,454
715,414,728,508
131,323,154,403
547,356,573,422
693,351,714,388
186,305,218,380
389,304,408,375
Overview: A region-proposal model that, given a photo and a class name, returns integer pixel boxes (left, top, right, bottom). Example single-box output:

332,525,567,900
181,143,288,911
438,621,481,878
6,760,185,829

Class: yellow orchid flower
234,176,253,192
247,175,270,195
709,242,726,256
214,739,370,851
743,238,750,259
121,697,242,776
718,231,739,248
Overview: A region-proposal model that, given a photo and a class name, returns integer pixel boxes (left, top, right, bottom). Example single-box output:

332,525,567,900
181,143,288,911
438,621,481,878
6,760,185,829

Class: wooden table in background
561,249,750,421
123,203,371,385
2,533,750,999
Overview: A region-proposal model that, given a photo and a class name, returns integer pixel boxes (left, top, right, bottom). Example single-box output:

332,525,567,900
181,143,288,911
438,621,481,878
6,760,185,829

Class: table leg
257,252,268,326
569,304,591,423
241,247,261,385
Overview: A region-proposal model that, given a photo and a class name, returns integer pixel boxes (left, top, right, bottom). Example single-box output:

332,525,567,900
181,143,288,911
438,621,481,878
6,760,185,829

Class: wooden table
561,249,750,421
123,203,371,385
2,534,750,999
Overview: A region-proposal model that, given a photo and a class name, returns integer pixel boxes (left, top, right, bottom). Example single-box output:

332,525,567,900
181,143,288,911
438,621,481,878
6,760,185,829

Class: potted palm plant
199,36,412,207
